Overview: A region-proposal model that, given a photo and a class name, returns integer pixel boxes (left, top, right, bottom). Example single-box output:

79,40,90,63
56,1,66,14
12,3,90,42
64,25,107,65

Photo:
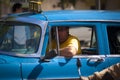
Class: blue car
0,5,120,80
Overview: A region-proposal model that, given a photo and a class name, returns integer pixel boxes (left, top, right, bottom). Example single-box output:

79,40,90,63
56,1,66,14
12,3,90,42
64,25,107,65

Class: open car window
47,26,98,56
0,21,41,54
69,26,97,55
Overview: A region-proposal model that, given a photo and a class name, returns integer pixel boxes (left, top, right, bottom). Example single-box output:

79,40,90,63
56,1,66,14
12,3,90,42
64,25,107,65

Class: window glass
0,21,41,54
107,26,120,54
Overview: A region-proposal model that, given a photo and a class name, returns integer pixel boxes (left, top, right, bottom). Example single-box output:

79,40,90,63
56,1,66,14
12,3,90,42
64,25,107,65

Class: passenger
11,3,28,49
49,27,81,57
12,3,23,13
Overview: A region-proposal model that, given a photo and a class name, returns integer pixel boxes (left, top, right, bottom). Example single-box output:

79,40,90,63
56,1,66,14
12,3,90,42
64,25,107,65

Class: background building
0,0,120,17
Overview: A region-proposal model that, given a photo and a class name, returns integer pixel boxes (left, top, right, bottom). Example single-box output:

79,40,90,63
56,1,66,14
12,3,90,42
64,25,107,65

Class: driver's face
58,27,69,43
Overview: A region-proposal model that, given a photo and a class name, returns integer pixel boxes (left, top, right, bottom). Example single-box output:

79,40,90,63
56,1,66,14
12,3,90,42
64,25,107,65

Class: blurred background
0,0,120,17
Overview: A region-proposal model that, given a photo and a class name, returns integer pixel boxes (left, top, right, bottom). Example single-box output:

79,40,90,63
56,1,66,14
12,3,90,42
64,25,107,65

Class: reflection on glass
0,22,41,54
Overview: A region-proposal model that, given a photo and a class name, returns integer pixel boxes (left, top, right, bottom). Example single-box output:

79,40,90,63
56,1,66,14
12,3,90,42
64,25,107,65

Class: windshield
0,21,41,54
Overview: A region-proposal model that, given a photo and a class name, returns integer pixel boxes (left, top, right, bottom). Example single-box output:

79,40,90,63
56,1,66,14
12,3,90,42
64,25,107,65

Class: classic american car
0,2,120,80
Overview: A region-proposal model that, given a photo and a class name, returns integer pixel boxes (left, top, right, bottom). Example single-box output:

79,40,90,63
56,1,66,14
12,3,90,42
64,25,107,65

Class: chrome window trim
38,21,48,57
49,20,120,23
34,78,80,80
54,55,106,58
106,55,120,57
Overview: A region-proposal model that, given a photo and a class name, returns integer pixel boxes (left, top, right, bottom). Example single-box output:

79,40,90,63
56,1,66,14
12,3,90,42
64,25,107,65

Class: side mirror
41,49,58,61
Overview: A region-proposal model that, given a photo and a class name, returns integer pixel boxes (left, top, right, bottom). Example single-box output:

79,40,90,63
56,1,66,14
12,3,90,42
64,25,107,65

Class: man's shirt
49,34,81,54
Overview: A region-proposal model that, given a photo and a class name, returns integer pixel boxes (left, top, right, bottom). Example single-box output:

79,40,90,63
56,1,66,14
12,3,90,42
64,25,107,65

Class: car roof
40,10,120,22
2,10,120,22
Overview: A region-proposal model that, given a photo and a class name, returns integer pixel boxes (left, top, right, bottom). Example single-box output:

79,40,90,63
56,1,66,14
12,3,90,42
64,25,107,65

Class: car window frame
0,21,42,57
48,21,104,56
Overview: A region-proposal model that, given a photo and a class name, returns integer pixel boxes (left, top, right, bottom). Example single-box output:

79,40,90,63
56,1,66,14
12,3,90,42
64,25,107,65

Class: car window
47,26,98,56
0,21,41,54
69,26,97,55
107,26,120,54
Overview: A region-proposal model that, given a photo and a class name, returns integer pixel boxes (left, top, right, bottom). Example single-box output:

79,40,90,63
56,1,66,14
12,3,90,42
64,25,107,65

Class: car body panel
22,58,80,79
78,55,110,76
0,55,21,80
0,63,21,80
107,55,120,66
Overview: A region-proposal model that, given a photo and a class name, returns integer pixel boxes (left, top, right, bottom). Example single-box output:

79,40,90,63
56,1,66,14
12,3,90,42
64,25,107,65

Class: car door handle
88,57,105,63
87,57,105,66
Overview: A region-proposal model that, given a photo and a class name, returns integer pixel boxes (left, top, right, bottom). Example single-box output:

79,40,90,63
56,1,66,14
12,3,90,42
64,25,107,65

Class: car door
19,19,81,79
71,23,110,76
21,57,81,79
49,22,110,76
